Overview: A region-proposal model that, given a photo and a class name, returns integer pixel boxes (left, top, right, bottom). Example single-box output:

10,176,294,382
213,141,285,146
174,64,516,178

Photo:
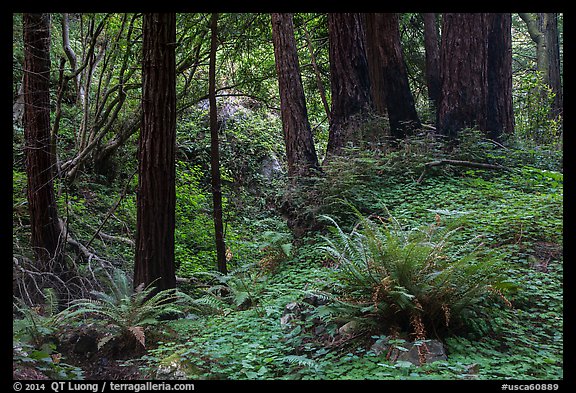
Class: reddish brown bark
364,13,420,139
438,13,489,138
326,13,373,155
134,13,177,292
423,13,441,111
271,13,319,178
23,13,63,270
487,13,515,140
438,13,515,141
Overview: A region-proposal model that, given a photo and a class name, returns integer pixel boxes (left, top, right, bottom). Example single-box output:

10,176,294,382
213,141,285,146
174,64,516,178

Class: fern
320,209,508,337
281,355,319,370
56,269,201,350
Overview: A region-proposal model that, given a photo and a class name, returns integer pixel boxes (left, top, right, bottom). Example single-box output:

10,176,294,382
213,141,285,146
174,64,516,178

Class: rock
260,154,283,181
283,302,302,316
156,352,203,380
280,313,297,329
338,320,359,336
302,293,329,307
370,337,390,356
280,302,304,330
372,338,447,366
394,340,447,366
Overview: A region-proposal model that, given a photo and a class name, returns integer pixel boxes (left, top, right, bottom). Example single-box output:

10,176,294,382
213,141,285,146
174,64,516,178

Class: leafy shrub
256,230,293,274
319,208,511,338
57,269,201,352
13,294,84,380
175,162,218,275
13,290,61,349
193,262,269,313
513,71,562,147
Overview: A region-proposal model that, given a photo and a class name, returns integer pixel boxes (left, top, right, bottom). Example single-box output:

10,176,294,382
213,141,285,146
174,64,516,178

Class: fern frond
281,355,319,370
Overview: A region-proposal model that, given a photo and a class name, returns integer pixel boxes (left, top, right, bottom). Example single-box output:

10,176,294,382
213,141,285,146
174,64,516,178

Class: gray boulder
371,338,447,366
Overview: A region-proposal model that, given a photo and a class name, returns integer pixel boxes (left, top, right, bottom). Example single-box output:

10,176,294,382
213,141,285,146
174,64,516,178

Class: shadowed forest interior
13,12,563,381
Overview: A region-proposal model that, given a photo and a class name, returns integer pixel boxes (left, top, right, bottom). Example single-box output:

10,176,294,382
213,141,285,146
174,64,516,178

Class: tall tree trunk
518,13,547,77
422,13,441,113
23,13,64,271
518,12,563,121
271,13,319,178
209,13,227,275
364,14,387,116
365,13,420,139
438,13,489,138
134,13,177,292
326,13,374,155
486,13,515,140
303,24,331,122
543,13,562,120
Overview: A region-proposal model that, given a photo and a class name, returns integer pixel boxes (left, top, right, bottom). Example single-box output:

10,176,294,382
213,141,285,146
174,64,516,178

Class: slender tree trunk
326,13,374,155
518,12,563,121
519,13,549,84
62,13,84,104
438,13,489,138
537,13,562,120
13,76,25,125
209,13,227,275
134,13,177,292
303,25,331,122
23,13,64,271
271,13,319,178
364,13,420,139
486,13,515,140
423,13,441,113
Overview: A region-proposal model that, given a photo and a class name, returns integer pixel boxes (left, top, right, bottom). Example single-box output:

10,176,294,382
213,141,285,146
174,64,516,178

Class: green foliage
13,296,61,349
513,71,562,146
13,341,84,380
319,208,511,337
140,147,563,379
56,269,200,351
255,230,293,273
13,11,564,381
13,298,84,380
175,162,218,275
193,262,270,313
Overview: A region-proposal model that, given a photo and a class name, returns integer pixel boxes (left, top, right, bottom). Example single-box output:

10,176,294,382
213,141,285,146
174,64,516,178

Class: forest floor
13,143,563,381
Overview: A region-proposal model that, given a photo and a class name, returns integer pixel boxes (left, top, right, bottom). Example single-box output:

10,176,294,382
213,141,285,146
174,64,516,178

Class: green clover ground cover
145,163,563,380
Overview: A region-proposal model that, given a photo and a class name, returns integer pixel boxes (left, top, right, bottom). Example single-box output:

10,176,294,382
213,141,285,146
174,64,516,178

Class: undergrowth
13,132,562,380
138,136,562,380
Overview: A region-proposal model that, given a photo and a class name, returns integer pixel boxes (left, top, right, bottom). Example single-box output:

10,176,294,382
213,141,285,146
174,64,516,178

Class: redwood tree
326,13,373,155
23,13,64,271
438,13,514,140
134,13,177,292
271,13,319,178
364,13,420,139
437,13,489,138
423,13,441,112
209,13,227,275
542,13,563,121
487,13,515,140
